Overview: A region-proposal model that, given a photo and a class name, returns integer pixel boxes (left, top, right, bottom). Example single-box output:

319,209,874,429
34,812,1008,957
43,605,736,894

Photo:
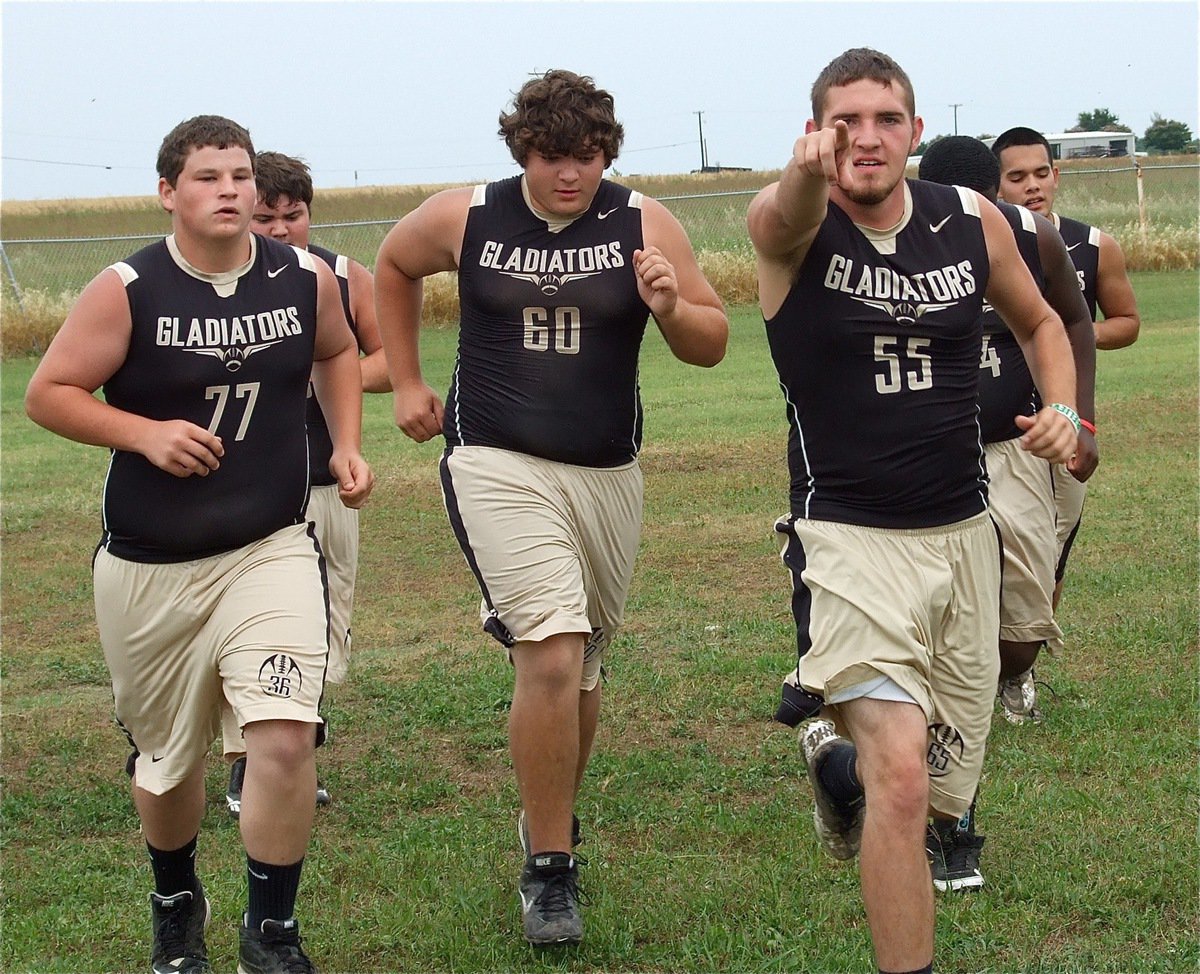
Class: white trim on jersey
334,253,350,279
289,245,317,273
628,191,644,209
166,233,256,298
955,185,982,218
1088,225,1102,247
109,261,139,286
470,184,488,207
780,379,816,519
1016,206,1038,233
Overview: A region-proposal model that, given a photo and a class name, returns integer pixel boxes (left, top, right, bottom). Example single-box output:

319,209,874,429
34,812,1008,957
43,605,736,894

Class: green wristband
1049,402,1081,434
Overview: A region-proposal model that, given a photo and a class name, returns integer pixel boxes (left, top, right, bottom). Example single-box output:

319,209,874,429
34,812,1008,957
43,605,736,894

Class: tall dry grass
3,159,1194,356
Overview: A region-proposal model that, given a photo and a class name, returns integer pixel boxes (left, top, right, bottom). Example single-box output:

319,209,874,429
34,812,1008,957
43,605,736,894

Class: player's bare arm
311,260,373,507
1034,212,1099,481
979,199,1077,465
347,260,391,393
748,121,849,316
24,268,224,477
637,198,727,367
1094,231,1140,350
375,188,471,442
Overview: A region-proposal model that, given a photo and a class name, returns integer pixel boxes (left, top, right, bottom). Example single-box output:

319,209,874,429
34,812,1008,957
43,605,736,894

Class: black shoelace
535,870,588,914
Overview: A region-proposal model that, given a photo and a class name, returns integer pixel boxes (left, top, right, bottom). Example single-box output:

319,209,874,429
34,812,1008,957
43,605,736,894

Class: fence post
1135,161,1147,239
0,242,25,312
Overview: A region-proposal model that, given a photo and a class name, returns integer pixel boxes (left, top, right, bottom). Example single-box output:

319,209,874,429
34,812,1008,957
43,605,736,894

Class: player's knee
867,754,930,823
243,719,317,772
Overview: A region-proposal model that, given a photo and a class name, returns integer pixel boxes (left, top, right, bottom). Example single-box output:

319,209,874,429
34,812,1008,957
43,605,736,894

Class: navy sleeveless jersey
1055,214,1101,320
765,180,991,529
449,175,651,467
305,244,356,487
977,202,1043,443
100,235,318,562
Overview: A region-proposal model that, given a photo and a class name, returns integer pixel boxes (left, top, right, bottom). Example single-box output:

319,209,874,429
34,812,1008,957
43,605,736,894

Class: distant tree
914,134,946,155
975,133,994,142
1070,108,1131,132
1142,114,1194,154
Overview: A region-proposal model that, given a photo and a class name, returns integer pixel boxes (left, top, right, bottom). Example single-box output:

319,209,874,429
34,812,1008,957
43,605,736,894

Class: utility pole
695,111,708,170
949,103,963,136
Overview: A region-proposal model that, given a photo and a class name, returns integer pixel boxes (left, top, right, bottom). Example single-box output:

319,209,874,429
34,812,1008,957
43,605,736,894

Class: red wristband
1080,418,1097,435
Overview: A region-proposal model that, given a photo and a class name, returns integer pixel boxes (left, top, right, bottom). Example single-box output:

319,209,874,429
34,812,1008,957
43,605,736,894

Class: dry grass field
2,157,1195,357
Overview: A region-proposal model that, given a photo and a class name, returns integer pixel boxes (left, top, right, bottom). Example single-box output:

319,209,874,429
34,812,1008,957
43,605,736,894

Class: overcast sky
2,0,1197,202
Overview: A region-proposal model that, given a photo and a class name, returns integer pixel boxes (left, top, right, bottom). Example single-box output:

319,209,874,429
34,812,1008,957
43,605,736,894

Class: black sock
817,741,864,806
880,964,932,974
246,856,304,928
147,835,198,898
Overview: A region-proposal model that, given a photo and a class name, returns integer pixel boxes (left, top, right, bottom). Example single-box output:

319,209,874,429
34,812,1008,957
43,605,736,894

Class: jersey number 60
523,306,581,355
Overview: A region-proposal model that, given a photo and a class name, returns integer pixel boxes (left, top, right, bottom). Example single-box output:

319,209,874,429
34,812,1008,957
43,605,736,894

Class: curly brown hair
810,48,916,124
156,115,255,186
498,69,625,166
254,151,314,209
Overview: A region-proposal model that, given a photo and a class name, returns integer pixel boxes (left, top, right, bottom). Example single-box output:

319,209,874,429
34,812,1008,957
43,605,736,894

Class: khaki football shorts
1051,461,1087,578
986,438,1062,644
778,512,1001,818
220,484,356,755
95,522,329,794
440,446,643,691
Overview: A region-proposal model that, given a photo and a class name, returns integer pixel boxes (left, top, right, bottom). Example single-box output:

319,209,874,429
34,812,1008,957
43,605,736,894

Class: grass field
1,272,1197,972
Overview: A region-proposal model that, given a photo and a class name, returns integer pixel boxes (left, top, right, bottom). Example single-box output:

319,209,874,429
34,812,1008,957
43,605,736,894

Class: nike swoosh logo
597,208,618,219
268,266,286,278
929,215,952,233
249,867,269,880
151,754,165,762
1067,243,1082,251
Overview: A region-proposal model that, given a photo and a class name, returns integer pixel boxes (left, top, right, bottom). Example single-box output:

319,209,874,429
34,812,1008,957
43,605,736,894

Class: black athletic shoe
926,821,985,891
799,718,865,860
150,886,210,974
774,681,824,727
226,756,247,820
518,853,584,946
237,916,316,974
517,810,582,856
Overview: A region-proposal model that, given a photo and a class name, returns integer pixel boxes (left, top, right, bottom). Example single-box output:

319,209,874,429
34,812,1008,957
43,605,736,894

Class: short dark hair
811,48,916,123
254,151,314,209
498,69,624,166
918,136,1000,201
156,115,254,186
991,127,1054,167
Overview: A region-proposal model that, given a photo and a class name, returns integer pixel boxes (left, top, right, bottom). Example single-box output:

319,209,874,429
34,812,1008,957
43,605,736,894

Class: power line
3,155,147,172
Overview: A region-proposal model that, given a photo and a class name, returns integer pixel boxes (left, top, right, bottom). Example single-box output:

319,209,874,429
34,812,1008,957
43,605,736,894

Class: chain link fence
2,163,1195,323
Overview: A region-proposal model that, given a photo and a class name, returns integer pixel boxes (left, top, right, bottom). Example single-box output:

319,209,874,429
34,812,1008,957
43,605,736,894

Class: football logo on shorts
926,722,965,778
583,626,607,663
258,654,302,698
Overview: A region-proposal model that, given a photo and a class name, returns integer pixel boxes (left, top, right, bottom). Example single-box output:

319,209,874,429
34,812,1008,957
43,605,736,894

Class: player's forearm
311,345,363,454
1063,317,1097,425
655,300,728,367
1095,314,1140,350
359,348,392,394
749,170,827,260
26,381,156,454
1022,316,1077,410
375,268,427,387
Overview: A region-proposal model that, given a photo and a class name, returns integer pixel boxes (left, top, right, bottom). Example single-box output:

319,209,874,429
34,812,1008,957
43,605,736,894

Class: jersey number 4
978,335,1002,378
205,382,260,441
874,336,932,395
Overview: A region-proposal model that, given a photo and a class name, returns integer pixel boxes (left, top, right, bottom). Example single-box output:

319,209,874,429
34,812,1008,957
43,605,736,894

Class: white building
984,131,1137,160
